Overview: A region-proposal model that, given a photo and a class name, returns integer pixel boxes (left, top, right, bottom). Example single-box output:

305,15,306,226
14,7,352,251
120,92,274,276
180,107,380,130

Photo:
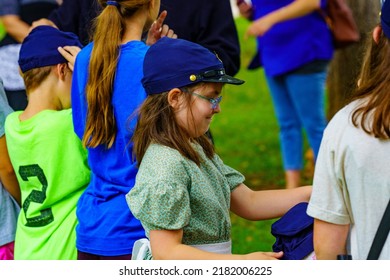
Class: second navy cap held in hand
142,37,244,95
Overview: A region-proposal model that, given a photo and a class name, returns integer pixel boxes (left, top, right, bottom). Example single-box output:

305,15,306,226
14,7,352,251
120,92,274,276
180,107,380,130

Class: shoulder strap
367,199,390,260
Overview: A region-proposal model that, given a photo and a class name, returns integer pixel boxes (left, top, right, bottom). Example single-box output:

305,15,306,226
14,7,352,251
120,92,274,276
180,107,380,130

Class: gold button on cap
189,74,197,81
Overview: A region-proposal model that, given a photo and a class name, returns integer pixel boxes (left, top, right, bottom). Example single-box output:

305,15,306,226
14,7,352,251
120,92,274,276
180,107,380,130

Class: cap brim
203,74,245,85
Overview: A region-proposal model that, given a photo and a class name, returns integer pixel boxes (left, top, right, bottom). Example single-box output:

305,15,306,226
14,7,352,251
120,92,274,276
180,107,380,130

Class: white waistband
131,239,232,260
190,240,232,254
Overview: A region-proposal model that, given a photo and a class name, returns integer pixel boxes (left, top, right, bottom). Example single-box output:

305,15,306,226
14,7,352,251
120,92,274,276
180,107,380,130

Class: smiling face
170,82,223,138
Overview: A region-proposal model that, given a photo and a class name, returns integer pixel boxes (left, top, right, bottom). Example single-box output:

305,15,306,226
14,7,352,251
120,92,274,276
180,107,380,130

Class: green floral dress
126,143,244,246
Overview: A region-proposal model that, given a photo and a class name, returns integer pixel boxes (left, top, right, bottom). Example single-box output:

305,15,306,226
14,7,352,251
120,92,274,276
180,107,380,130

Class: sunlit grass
0,21,5,40
212,17,285,190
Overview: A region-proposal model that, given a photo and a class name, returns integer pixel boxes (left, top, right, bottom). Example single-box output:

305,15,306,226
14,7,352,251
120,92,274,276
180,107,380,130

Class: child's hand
244,251,284,260
58,46,81,71
146,10,177,46
245,16,275,39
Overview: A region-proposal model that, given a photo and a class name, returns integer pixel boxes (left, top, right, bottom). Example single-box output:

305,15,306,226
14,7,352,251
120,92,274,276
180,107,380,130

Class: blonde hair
83,0,151,148
351,25,390,139
132,85,215,166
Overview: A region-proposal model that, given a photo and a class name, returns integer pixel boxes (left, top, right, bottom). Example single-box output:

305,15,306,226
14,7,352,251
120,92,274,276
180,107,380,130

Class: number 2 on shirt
19,164,54,227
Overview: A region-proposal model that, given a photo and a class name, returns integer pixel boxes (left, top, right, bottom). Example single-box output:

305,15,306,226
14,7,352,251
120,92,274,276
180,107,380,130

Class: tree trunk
327,0,381,120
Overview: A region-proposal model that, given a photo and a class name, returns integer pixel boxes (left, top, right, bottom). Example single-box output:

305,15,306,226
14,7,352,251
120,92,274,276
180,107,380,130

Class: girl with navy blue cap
71,0,176,260
127,37,311,260
307,0,390,259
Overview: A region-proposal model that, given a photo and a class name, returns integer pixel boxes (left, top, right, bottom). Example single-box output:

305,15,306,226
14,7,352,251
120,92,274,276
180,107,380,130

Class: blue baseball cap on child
18,25,82,73
142,37,244,95
381,0,390,39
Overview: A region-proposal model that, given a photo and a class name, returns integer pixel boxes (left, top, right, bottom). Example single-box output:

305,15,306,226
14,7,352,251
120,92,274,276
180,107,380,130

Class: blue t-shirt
252,0,333,77
71,41,148,256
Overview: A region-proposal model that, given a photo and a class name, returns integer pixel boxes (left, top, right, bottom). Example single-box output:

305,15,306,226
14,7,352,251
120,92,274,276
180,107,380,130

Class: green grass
0,21,5,40
212,17,280,254
211,17,313,254
213,17,285,190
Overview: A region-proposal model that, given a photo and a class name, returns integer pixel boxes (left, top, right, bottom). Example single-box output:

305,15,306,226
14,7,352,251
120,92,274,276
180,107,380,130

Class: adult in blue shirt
245,0,334,189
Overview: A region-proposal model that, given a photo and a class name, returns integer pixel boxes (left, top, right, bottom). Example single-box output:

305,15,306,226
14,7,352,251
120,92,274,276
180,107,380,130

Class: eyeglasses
182,89,222,110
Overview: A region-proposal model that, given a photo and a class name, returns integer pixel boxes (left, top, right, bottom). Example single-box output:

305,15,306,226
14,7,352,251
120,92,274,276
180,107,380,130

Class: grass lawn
0,21,5,40
212,17,314,254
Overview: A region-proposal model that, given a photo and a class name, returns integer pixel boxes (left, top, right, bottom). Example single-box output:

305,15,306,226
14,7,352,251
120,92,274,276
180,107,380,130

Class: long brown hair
82,0,151,148
132,85,215,166
351,25,390,139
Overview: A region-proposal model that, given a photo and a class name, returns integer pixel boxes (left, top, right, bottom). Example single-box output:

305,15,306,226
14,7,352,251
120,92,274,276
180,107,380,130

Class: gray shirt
0,79,20,246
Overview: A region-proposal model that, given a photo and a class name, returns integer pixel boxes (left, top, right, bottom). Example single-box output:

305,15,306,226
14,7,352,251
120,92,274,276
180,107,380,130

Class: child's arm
230,184,311,221
0,135,20,205
149,229,283,260
246,0,321,37
313,219,349,259
1,15,30,43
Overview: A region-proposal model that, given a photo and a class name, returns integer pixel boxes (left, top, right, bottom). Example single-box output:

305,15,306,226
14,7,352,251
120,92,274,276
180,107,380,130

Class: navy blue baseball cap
142,37,244,95
381,0,390,39
18,25,82,73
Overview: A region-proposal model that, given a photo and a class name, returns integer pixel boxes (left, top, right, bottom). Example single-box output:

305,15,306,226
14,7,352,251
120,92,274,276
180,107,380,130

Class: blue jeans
266,71,327,170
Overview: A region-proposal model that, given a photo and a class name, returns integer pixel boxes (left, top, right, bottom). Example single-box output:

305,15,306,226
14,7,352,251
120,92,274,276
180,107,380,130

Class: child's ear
373,25,382,44
56,63,68,81
167,88,183,109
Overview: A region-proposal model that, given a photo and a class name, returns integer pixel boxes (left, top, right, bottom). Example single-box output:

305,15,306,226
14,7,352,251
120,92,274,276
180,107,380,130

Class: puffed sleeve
211,153,245,192
126,145,192,231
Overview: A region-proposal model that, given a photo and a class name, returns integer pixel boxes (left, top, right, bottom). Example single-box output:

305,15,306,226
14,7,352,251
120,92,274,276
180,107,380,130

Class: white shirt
307,100,390,260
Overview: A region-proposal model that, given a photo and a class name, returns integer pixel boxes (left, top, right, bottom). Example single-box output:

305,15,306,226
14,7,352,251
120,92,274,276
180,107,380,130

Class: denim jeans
265,71,327,170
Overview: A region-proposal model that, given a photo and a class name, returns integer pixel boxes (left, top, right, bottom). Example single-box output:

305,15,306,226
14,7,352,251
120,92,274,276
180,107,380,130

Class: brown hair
132,85,215,166
21,66,52,93
82,0,151,148
350,26,390,139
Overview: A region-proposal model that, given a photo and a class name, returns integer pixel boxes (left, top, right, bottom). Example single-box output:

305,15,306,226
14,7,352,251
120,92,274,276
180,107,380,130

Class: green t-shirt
127,143,244,246
5,109,90,260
